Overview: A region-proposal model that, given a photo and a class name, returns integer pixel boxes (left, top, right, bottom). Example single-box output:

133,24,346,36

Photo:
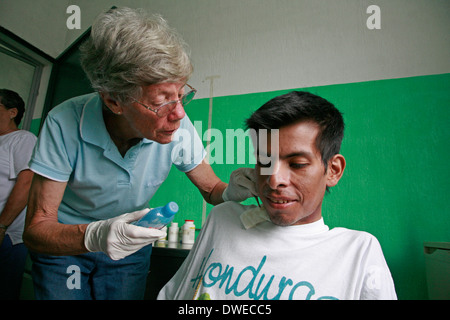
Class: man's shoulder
330,227,381,248
211,201,255,214
208,201,256,223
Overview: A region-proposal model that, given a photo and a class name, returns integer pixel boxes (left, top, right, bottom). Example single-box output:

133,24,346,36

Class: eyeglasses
132,84,197,117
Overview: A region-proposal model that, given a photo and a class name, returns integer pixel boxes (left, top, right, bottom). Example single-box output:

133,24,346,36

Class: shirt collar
79,93,110,148
240,205,329,234
79,93,153,148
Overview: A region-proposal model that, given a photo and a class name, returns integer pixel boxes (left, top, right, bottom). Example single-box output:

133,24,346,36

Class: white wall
0,0,70,57
1,0,449,99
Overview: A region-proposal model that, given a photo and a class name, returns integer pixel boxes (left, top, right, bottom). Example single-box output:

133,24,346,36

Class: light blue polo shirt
29,93,205,224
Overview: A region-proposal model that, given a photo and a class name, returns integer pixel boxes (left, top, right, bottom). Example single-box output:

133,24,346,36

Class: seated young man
158,91,397,300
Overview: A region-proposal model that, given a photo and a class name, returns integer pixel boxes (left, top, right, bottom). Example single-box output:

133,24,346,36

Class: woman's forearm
23,174,89,255
23,217,88,255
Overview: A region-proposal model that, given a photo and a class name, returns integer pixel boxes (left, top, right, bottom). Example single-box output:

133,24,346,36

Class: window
0,27,53,133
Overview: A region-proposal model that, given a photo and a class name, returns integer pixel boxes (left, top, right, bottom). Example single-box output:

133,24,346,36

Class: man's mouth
270,199,291,204
266,196,297,206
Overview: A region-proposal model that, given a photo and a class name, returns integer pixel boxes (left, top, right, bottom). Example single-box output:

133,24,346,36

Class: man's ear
326,154,346,188
99,92,123,115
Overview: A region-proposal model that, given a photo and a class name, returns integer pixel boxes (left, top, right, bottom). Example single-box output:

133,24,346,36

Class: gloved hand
222,167,258,202
84,209,166,260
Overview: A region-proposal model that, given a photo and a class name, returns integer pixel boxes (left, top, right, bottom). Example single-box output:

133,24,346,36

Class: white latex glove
84,209,166,261
222,167,258,202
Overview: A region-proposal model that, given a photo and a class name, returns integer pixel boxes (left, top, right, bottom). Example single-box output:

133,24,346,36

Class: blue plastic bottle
132,202,179,229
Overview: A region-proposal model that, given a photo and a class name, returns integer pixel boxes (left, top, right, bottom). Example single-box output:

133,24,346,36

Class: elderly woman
24,7,255,300
0,89,36,299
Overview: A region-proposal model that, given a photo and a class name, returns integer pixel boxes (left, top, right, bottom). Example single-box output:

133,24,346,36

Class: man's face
255,121,342,226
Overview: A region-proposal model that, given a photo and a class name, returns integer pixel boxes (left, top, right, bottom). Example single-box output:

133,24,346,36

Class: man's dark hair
245,91,344,171
0,89,25,126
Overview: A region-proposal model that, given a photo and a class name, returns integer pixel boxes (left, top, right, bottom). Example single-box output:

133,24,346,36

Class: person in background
0,89,36,300
158,91,397,300
24,7,255,300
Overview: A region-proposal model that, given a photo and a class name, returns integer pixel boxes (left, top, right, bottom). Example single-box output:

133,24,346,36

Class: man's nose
267,162,289,189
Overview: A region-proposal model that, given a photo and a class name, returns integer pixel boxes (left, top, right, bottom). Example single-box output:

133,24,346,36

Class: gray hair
80,7,193,103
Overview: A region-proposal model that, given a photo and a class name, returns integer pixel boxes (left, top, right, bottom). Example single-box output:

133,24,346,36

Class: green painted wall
149,73,450,300
29,118,41,136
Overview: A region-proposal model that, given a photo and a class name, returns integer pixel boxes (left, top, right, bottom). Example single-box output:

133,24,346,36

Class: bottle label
182,226,195,244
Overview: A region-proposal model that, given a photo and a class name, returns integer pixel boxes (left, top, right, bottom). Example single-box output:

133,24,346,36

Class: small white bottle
182,220,195,245
168,222,179,243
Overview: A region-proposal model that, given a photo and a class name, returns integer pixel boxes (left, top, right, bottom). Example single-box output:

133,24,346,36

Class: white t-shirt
158,202,397,300
0,130,37,244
